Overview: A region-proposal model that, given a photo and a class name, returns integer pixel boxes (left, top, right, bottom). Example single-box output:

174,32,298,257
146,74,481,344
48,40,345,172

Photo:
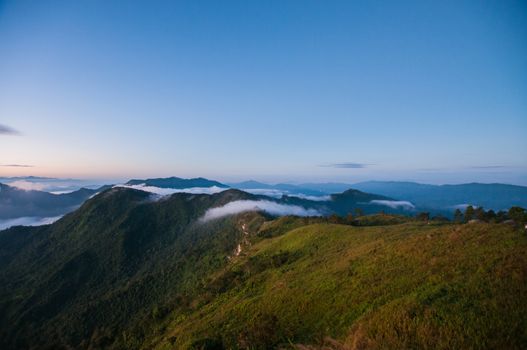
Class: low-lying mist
0,216,63,230
114,184,228,196
201,200,321,221
369,200,415,210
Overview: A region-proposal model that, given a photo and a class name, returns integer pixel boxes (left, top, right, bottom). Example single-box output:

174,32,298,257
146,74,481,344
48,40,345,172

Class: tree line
325,206,527,226
451,205,526,224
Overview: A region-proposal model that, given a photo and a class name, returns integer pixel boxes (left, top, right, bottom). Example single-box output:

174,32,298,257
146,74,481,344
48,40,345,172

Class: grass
150,221,527,349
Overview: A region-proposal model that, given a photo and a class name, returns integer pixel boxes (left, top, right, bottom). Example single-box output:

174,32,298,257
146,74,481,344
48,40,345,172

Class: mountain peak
125,176,229,189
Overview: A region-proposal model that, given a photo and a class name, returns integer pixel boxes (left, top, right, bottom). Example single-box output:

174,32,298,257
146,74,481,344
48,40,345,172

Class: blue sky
0,0,526,184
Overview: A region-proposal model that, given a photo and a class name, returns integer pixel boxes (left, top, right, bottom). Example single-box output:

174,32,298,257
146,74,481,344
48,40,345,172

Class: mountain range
2,176,526,231
227,180,328,197
0,183,108,220
0,185,525,349
230,180,527,211
351,181,527,210
0,179,406,230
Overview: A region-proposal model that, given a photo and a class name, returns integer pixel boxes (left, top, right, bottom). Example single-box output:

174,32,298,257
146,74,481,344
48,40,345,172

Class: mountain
227,180,274,189
0,176,58,181
297,182,355,193
352,181,527,210
328,188,407,215
0,187,261,349
276,188,412,216
0,182,109,220
126,176,228,189
230,180,527,213
228,180,329,197
0,187,525,349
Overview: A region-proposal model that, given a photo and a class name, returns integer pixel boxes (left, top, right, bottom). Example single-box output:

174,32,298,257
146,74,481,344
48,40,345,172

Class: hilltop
126,177,228,189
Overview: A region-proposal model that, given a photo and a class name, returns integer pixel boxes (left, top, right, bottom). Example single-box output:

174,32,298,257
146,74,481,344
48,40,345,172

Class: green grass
150,221,527,349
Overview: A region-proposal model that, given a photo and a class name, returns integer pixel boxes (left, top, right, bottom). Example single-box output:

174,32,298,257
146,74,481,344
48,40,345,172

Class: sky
1,0,526,185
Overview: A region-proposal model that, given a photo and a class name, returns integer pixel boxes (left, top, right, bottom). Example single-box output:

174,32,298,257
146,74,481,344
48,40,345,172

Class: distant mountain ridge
0,183,109,220
126,176,228,189
352,181,527,210
229,179,527,213
228,180,329,196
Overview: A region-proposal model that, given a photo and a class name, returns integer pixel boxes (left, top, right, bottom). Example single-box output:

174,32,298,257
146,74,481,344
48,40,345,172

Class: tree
354,208,364,217
496,210,508,223
508,206,526,224
474,206,486,221
416,212,430,222
431,215,449,222
345,213,354,225
464,206,475,222
454,209,463,223
328,214,342,224
485,209,496,223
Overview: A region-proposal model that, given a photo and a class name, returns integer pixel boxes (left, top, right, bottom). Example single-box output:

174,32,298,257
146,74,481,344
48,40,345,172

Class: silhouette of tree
454,209,463,223
464,206,475,222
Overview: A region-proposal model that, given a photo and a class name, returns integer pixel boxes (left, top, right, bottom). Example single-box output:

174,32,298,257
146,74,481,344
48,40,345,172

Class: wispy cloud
8,180,45,191
114,184,228,197
417,167,442,172
1,164,33,168
470,165,507,169
320,162,371,169
201,200,321,221
241,188,331,201
241,188,285,198
0,216,62,230
289,193,331,201
0,124,21,135
369,200,415,210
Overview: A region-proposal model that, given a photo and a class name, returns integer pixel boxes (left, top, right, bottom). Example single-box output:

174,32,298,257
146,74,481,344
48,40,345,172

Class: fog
201,200,321,221
0,216,62,230
369,200,415,210
241,188,331,201
114,184,228,196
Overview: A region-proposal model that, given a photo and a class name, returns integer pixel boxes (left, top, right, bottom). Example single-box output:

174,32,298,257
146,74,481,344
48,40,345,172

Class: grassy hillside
0,188,525,349
150,221,526,349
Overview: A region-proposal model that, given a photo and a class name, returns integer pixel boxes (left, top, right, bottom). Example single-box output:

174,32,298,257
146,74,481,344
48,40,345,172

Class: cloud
201,200,321,221
470,165,506,169
369,200,415,210
8,180,46,191
320,162,370,169
289,193,331,201
242,188,331,201
50,190,76,195
242,188,285,197
417,167,442,172
1,164,33,167
0,216,62,230
114,184,228,197
0,124,20,135
3,178,107,193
